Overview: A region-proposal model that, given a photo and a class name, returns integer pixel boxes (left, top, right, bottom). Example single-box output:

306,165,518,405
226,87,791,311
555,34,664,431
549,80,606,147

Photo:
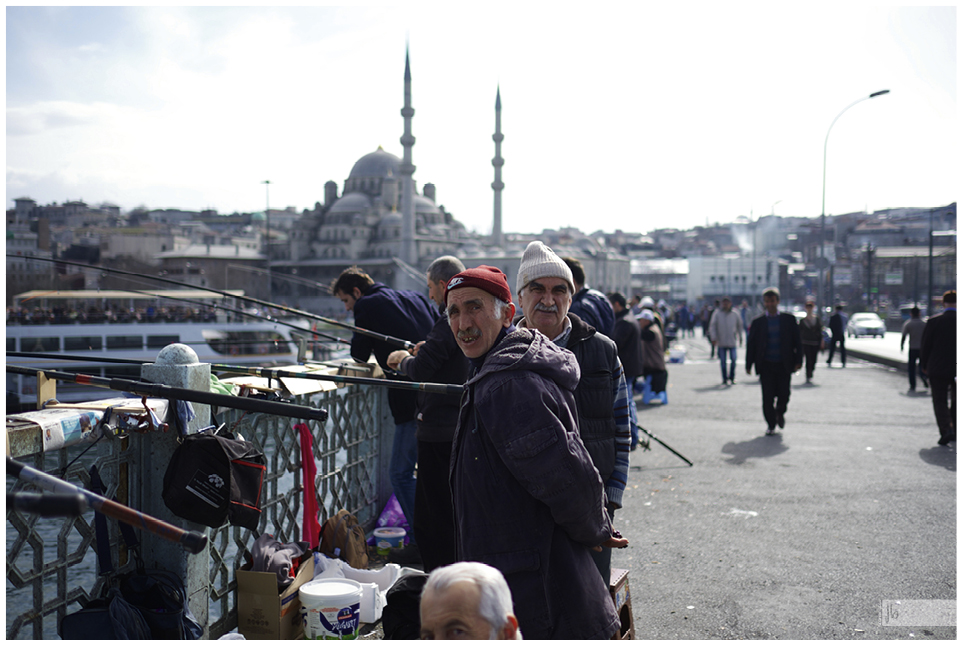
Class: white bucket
300,578,363,640
373,527,406,555
669,346,686,363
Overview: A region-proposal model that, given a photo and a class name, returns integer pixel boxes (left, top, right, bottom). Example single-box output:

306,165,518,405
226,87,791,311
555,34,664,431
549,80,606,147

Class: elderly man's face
420,581,503,640
519,277,572,340
446,287,515,359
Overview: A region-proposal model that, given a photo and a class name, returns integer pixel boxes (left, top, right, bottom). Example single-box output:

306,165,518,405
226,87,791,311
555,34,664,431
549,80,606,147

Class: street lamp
262,180,271,297
818,89,890,315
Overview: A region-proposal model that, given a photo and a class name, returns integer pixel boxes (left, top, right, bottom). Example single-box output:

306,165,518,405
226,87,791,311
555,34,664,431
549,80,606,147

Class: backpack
382,572,428,640
162,429,266,531
317,509,368,569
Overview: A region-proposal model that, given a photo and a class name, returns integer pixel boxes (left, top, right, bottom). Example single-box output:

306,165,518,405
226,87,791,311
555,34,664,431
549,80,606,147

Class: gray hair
422,562,515,639
426,255,465,284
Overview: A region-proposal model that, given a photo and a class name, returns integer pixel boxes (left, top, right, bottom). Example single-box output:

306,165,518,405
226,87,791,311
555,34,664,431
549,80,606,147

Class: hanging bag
162,424,266,531
59,465,202,640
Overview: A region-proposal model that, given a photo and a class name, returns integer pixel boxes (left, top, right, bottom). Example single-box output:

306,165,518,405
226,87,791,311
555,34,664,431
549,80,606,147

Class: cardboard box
237,555,315,640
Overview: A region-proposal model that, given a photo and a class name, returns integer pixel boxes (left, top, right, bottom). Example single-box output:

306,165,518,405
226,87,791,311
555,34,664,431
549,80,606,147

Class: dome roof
328,192,372,214
349,147,401,179
414,195,440,213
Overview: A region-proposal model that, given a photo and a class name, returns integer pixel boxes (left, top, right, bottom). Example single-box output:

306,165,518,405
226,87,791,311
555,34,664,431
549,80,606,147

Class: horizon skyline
6,5,957,236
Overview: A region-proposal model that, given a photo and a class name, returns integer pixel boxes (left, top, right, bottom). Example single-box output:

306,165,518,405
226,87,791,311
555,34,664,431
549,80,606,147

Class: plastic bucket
669,346,686,363
300,578,363,640
373,527,406,555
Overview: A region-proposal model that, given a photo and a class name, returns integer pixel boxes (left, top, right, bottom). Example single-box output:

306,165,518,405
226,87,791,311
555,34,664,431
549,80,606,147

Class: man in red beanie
443,265,627,640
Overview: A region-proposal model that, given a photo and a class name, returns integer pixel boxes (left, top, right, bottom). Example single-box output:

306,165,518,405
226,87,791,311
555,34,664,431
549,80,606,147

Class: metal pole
820,90,890,316
928,208,934,317
262,180,271,299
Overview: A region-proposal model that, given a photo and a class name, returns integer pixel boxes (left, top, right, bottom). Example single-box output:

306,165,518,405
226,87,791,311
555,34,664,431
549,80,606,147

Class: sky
4,3,958,237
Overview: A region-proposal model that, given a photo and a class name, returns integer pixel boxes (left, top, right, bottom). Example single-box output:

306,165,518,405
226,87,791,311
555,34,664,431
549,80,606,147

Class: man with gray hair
420,562,521,640
387,255,469,570
515,240,631,587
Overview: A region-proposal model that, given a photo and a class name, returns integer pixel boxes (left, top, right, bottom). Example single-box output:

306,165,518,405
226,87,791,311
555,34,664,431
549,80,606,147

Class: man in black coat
387,256,470,569
608,292,645,450
746,287,803,435
920,290,957,446
827,305,848,367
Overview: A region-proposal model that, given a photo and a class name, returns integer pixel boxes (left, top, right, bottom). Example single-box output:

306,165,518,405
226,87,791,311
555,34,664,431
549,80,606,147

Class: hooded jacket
451,327,619,640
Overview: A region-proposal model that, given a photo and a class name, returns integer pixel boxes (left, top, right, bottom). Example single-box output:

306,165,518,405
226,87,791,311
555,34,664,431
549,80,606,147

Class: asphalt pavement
614,332,956,640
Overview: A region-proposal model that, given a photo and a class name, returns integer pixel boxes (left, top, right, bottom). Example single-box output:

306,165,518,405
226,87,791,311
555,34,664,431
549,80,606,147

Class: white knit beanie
516,241,574,295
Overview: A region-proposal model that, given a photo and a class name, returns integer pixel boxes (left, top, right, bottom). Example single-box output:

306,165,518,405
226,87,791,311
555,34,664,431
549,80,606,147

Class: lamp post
819,89,890,316
262,180,271,298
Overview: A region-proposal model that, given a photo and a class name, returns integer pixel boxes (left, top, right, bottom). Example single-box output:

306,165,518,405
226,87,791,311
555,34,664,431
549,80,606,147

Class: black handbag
59,465,202,640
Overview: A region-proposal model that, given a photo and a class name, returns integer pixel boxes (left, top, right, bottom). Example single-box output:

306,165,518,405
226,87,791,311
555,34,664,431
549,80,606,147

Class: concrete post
140,344,212,638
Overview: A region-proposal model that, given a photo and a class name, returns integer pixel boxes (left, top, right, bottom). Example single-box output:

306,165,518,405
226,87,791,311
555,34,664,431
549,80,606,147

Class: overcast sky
5,3,958,236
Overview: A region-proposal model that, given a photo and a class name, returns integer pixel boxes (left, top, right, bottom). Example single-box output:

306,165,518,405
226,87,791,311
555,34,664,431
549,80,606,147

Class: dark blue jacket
569,287,615,338
451,328,618,640
746,312,803,375
350,283,438,424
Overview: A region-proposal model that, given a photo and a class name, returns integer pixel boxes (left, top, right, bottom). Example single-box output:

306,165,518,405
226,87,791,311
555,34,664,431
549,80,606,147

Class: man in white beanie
515,241,631,587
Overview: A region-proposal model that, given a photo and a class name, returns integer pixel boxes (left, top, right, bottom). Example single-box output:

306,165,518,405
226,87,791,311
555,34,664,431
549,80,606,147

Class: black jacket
610,308,644,379
398,314,470,442
746,312,803,375
920,308,956,380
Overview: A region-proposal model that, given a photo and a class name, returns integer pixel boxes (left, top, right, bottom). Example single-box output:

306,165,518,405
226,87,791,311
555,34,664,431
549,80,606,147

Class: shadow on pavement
722,434,789,465
919,446,956,471
902,390,932,398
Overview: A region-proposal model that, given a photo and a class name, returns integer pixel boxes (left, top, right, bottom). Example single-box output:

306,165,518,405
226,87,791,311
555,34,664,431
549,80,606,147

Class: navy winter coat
450,327,619,640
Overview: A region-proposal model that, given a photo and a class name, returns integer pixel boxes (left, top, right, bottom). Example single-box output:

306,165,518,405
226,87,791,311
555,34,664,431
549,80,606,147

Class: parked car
847,312,886,338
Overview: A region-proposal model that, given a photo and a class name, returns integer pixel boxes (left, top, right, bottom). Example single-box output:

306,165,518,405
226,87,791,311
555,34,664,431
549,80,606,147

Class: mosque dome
414,195,441,214
328,192,372,214
348,147,401,180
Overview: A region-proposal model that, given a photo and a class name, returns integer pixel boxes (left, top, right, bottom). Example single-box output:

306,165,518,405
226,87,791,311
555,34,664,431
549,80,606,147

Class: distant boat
5,289,335,412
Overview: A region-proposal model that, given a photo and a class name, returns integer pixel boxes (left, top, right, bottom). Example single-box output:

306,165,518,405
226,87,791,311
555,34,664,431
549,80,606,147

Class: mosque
277,50,499,297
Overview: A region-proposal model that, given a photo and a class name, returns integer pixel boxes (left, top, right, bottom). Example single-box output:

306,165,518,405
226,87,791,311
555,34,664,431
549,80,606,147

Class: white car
847,312,886,338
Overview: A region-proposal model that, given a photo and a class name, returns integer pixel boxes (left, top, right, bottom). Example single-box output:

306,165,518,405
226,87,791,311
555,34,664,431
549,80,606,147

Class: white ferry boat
6,289,343,412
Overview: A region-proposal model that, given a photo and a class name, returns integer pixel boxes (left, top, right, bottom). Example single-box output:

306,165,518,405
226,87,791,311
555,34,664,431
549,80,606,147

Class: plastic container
669,346,686,363
373,527,406,555
300,578,363,640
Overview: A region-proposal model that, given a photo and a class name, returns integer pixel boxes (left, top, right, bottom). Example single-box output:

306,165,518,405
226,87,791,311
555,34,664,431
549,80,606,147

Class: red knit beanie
445,265,513,305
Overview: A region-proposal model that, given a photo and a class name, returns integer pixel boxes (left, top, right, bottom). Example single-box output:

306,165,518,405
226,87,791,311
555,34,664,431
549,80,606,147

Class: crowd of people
327,250,955,640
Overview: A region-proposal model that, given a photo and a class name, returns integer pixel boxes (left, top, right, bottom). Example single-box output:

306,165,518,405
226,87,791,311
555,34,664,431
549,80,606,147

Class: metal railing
6,382,392,640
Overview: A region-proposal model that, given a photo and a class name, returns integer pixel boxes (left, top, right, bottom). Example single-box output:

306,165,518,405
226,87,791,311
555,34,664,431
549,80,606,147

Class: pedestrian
798,299,824,384
919,291,956,446
563,256,616,337
745,287,803,436
516,242,630,587
444,263,626,640
708,296,744,385
420,562,522,640
607,292,645,451
827,305,848,367
638,309,668,397
331,266,437,542
900,305,928,393
387,256,469,570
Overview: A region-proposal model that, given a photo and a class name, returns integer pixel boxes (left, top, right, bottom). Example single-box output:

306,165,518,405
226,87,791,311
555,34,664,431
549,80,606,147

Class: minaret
399,48,417,271
491,86,505,248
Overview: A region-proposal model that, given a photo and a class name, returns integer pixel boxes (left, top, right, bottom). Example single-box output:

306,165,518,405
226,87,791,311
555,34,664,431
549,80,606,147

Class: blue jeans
719,346,737,382
390,420,419,543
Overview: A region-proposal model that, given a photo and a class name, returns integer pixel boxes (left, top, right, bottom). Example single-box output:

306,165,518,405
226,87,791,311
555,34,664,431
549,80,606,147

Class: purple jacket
450,327,619,640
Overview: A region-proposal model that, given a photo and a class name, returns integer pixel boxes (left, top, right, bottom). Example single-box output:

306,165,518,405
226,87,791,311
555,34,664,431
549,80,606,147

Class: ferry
6,289,345,413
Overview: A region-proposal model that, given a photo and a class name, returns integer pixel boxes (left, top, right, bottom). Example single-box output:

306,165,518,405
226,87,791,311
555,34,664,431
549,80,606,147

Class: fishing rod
118,285,351,346
638,426,693,467
6,491,89,517
6,365,329,421
7,457,207,553
10,254,416,351
9,353,466,396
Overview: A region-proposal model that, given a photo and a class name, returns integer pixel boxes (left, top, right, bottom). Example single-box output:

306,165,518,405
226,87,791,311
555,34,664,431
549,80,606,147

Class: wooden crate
609,568,635,640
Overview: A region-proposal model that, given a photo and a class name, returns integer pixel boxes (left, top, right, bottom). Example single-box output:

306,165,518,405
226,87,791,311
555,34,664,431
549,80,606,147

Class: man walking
746,287,803,435
900,305,928,393
386,256,469,570
920,291,956,446
444,264,626,640
827,305,848,368
515,241,630,587
708,296,744,385
331,266,437,540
